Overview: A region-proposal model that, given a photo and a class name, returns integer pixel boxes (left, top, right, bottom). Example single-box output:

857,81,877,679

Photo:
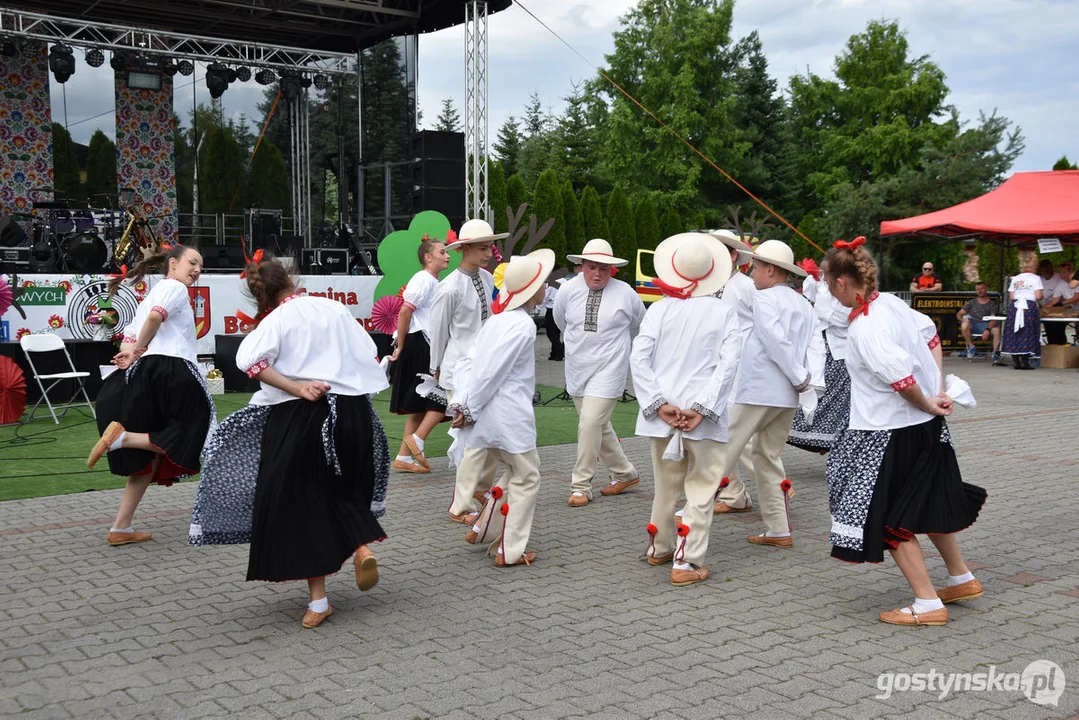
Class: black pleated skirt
388,332,446,415
247,394,387,582
95,355,213,485
831,416,987,564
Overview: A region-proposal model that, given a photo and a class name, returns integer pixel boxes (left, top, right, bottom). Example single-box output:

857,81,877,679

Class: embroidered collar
279,292,304,306
456,266,481,278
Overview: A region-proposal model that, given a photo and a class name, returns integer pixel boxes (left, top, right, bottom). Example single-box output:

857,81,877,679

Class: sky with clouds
51,0,1077,173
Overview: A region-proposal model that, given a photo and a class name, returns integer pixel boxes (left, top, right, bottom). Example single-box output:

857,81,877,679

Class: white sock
109,526,134,533
765,531,791,538
673,561,692,570
571,491,586,497
109,432,126,451
308,597,329,613
947,572,975,587
901,597,945,614
674,509,685,518
412,434,425,453
396,454,414,464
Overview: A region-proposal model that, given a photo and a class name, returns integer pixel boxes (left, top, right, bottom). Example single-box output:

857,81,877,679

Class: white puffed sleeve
149,279,190,322
907,306,940,349
852,324,916,392
235,314,282,378
402,272,436,313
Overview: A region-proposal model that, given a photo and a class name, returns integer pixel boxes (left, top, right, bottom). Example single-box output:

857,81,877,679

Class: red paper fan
370,295,404,335
0,356,27,424
0,276,12,318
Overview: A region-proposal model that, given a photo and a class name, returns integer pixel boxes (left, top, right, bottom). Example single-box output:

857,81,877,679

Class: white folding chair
19,334,97,424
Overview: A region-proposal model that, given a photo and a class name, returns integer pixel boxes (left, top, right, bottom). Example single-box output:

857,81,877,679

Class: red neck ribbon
848,291,879,321
652,252,714,299
492,266,543,314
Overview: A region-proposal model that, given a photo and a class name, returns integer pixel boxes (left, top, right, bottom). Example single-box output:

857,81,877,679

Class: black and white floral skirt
190,394,389,583
95,355,216,485
827,416,986,564
788,341,850,452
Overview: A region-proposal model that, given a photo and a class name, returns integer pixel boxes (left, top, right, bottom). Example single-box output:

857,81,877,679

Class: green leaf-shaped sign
374,211,461,300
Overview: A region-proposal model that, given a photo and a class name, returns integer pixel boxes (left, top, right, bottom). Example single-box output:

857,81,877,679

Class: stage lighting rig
255,68,275,86
110,51,127,72
278,71,309,103
0,38,17,58
313,74,330,91
48,44,76,83
177,59,195,77
85,48,105,67
205,62,230,99
235,66,252,82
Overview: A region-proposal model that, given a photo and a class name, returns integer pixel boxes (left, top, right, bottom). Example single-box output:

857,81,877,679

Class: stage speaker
412,130,465,161
245,208,284,253
410,130,465,227
0,213,29,248
202,244,246,272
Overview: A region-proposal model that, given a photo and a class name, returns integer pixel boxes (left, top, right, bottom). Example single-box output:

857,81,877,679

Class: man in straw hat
553,238,646,507
430,219,508,523
631,233,741,586
448,249,555,567
721,239,815,548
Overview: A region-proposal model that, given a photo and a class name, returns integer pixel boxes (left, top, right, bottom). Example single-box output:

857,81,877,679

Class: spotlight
177,59,194,77
110,51,127,72
85,48,105,67
48,44,76,83
0,38,17,58
313,74,329,90
301,76,312,89
205,62,230,99
278,71,304,103
255,68,275,85
235,66,251,82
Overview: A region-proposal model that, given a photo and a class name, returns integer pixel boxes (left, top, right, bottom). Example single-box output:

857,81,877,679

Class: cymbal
32,201,74,210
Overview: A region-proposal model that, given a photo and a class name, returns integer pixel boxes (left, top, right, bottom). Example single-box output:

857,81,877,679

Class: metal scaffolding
464,0,489,223
288,88,314,245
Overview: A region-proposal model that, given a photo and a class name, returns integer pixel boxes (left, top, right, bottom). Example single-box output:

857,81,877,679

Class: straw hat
736,239,807,277
653,232,733,298
449,218,509,247
708,229,753,254
493,249,555,313
566,238,627,267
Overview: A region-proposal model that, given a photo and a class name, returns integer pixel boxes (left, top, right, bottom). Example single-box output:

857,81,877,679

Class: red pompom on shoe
491,486,504,500
676,524,690,537
719,477,730,489
646,523,658,536
500,503,509,516
780,479,793,493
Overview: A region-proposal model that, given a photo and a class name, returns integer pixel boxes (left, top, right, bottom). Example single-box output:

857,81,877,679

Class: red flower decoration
21,281,35,288
57,281,73,293
780,479,793,493
676,524,690,537
445,229,458,245
133,280,147,293
719,477,730,489
15,328,30,340
48,314,63,329
499,503,509,516
646,523,658,536
491,486,504,500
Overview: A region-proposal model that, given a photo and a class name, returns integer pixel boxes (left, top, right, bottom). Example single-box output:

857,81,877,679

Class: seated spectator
1038,259,1076,345
910,262,943,292
957,282,1001,361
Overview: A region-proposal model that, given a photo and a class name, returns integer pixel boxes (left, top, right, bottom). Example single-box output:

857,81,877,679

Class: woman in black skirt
823,238,986,627
190,258,390,629
388,236,450,472
87,244,215,546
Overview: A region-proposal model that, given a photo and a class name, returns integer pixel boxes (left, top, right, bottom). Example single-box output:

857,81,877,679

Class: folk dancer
88,245,215,546
824,238,985,626
631,233,740,586
553,239,645,507
448,250,555,566
190,257,390,629
389,236,451,472
717,240,814,548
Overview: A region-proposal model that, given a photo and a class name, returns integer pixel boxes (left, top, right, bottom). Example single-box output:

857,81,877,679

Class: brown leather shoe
449,511,477,524
647,552,674,566
403,435,430,470
465,528,480,544
936,579,983,604
472,491,487,505
302,605,333,628
747,533,793,548
568,493,590,507
714,500,752,513
393,459,429,473
600,477,640,496
106,530,152,546
671,565,709,586
354,546,378,591
879,605,948,626
88,421,125,468
495,550,536,567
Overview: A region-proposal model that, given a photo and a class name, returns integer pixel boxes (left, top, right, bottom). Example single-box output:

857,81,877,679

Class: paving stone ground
1,341,1078,719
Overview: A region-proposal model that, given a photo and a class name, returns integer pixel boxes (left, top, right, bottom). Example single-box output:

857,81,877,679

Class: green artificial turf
0,385,639,502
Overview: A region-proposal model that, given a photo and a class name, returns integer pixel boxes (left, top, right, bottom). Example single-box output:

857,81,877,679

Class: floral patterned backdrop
115,75,177,243
0,42,53,218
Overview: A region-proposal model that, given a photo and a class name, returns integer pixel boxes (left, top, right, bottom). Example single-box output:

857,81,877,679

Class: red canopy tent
880,170,1079,245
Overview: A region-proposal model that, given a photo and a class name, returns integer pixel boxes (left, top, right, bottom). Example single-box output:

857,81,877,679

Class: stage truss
464,0,489,224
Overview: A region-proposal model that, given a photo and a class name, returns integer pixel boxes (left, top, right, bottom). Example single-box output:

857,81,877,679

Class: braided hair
108,244,193,296
824,241,878,296
245,256,294,319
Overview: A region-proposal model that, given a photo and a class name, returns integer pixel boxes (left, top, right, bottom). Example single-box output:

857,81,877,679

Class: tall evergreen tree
51,123,82,201
634,195,662,251
550,83,599,191
659,208,682,239
522,92,546,137
488,160,508,233
561,180,585,254
532,170,565,264
435,97,462,132
606,186,636,260
506,174,528,215
1053,155,1077,171
200,123,247,215
580,185,609,241
247,141,291,214
492,115,523,177
83,130,117,204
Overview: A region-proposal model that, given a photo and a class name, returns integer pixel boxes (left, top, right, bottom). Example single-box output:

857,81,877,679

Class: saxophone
112,207,156,267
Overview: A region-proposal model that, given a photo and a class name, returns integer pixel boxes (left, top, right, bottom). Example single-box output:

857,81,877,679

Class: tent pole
999,241,1006,298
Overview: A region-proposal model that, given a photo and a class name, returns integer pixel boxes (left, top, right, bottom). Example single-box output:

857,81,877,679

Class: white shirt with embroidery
553,274,646,398
236,295,388,406
124,278,197,364
735,283,815,409
1008,273,1043,305
630,295,741,442
427,267,495,391
400,269,440,342
450,307,538,454
846,291,941,431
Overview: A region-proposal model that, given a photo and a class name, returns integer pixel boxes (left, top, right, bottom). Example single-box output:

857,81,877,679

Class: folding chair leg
76,380,96,419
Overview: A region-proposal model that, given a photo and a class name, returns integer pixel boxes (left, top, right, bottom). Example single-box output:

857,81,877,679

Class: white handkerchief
798,389,819,425
446,427,464,469
662,431,684,462
944,374,976,409
379,355,391,382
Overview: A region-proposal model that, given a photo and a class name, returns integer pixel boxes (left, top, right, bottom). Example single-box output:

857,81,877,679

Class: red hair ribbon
652,250,714,299
235,310,258,326
848,291,879,321
160,242,174,252
491,266,543,314
109,264,129,280
239,249,264,279
797,258,821,281
833,236,867,250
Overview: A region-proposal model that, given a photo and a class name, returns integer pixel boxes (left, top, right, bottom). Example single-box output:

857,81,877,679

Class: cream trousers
648,437,727,567
719,404,797,534
570,395,638,496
